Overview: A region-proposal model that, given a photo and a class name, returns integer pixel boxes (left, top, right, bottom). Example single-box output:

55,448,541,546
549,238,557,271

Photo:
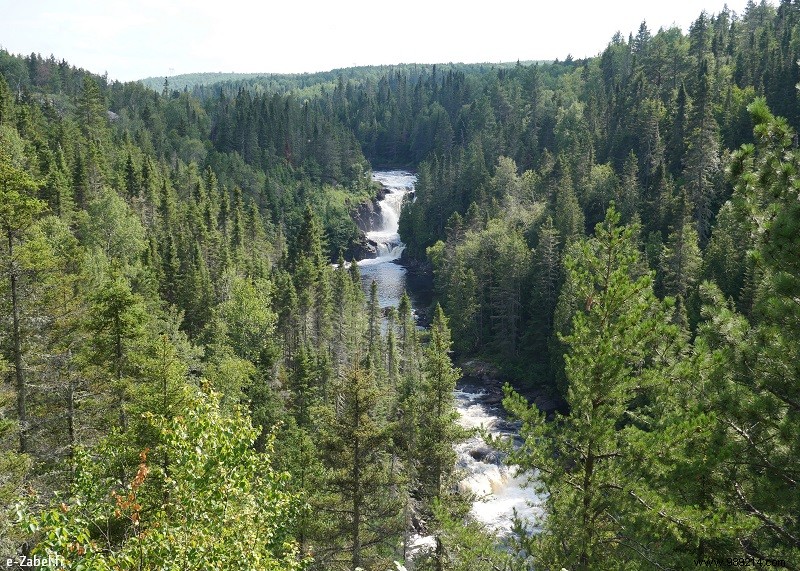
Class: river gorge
356,171,544,551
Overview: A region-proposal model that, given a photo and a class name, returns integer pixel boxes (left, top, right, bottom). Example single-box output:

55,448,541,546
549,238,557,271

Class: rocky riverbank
458,359,563,415
352,184,389,233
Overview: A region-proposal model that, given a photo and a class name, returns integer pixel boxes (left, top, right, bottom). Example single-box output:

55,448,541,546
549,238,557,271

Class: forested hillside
1,1,799,569
139,62,537,101
0,40,477,569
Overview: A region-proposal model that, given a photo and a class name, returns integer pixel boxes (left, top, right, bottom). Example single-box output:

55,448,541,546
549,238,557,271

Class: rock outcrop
351,185,389,233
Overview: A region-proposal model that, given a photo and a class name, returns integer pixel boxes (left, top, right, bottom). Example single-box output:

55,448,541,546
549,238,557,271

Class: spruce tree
314,364,402,570
0,143,44,452
659,209,702,300
416,304,464,571
85,271,148,432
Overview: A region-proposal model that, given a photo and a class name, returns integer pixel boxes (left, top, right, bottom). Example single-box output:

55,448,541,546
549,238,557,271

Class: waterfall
357,171,544,561
359,171,415,266
454,388,544,532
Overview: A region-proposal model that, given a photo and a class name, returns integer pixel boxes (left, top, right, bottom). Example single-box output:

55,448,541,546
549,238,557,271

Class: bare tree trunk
67,351,75,459
9,230,27,453
352,432,361,571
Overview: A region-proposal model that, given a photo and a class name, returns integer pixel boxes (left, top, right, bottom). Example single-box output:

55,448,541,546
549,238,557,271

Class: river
356,171,544,545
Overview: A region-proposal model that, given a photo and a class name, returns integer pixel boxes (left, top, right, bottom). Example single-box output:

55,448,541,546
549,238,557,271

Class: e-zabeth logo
6,554,65,568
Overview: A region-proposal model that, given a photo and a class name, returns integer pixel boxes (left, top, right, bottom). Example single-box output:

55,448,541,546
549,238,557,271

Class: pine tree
85,271,148,432
706,98,800,562
505,207,682,570
0,143,44,452
314,365,403,570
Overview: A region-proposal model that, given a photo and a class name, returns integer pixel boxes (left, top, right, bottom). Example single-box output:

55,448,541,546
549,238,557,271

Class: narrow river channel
355,171,544,544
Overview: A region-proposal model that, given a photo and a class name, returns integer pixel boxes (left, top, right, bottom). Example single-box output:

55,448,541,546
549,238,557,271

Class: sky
1,0,741,82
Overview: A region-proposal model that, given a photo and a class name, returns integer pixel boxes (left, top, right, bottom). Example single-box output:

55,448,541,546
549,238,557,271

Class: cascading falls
358,171,544,565
453,388,544,533
360,171,415,266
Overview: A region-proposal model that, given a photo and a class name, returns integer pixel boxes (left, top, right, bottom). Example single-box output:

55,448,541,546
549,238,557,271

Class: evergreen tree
683,61,721,243
292,205,331,347
415,305,465,570
123,152,139,199
702,200,752,309
366,279,383,372
505,207,683,570
417,305,461,507
617,151,640,221
41,150,73,219
659,210,702,300
552,163,585,243
84,271,148,432
0,141,44,452
705,99,800,563
314,365,403,570
527,215,561,373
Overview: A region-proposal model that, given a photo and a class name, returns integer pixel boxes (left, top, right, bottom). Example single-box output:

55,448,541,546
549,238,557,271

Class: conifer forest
1,2,800,569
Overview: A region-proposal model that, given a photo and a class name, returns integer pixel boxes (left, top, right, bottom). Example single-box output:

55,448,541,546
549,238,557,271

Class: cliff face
351,185,388,233
348,184,392,260
345,234,378,260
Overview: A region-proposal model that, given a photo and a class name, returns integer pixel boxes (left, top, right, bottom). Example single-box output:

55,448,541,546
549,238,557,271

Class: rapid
356,171,544,540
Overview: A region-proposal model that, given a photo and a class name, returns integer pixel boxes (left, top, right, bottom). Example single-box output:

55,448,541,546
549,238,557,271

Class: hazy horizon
1,0,740,82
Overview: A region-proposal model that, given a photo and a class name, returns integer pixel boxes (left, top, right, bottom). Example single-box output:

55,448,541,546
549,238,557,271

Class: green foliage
417,305,462,506
84,271,148,430
505,207,685,570
0,133,44,230
414,500,514,571
699,98,800,563
26,392,307,570
0,131,46,455
312,365,403,570
0,379,30,557
658,213,702,299
80,186,146,265
6,7,800,568
214,273,278,368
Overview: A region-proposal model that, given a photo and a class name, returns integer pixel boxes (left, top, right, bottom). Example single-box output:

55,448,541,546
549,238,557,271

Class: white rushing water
454,388,544,532
360,171,543,547
359,170,415,266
